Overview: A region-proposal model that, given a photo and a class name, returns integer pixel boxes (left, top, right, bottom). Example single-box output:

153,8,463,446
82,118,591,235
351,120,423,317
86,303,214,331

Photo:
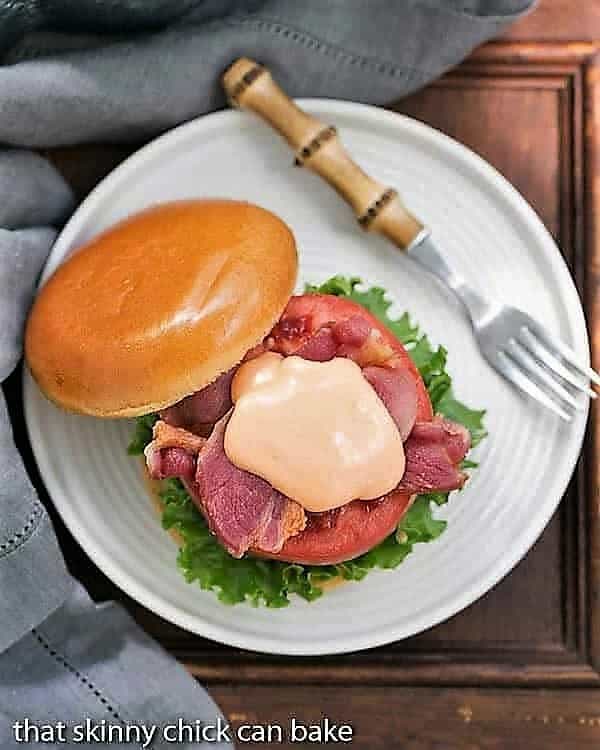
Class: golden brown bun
25,200,298,417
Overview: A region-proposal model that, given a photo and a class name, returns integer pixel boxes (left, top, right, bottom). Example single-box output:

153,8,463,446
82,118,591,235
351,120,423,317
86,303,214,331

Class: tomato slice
256,293,433,565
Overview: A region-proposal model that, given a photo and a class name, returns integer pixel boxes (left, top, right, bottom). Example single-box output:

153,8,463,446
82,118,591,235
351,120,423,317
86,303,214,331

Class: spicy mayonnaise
224,353,405,512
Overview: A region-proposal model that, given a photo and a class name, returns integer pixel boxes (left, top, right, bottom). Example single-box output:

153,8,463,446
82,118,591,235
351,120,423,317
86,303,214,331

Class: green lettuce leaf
127,413,158,455
129,276,486,606
159,477,336,607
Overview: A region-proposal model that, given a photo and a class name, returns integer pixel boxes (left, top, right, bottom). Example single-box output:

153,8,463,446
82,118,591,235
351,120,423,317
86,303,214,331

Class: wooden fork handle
222,57,425,250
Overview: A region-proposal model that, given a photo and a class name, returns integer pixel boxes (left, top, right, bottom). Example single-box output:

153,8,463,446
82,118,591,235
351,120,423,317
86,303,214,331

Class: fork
222,58,599,421
408,233,599,420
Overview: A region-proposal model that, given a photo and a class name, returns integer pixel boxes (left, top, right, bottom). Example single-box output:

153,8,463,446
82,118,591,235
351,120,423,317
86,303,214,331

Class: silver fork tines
520,325,600,392
496,350,573,422
507,338,585,411
408,232,598,422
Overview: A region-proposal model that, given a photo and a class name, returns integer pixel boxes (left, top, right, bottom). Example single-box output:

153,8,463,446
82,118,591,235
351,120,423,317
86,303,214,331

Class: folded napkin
0,0,533,746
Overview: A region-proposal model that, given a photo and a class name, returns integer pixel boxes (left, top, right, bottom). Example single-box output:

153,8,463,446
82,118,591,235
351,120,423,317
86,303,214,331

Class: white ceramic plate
24,100,589,655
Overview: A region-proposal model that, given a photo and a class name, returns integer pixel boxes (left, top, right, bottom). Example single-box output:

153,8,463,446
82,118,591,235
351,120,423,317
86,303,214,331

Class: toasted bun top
25,200,298,417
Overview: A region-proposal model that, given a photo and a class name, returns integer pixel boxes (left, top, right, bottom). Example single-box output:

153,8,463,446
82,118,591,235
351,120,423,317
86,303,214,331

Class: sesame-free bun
25,200,298,417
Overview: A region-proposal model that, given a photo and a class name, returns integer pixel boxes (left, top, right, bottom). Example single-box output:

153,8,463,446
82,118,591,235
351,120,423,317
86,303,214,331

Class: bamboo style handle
222,57,425,250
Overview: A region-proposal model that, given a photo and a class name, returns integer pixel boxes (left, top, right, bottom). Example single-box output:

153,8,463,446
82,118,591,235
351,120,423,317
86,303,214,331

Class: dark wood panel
503,0,600,42
397,84,562,238
583,42,600,679
43,144,134,201
211,684,600,750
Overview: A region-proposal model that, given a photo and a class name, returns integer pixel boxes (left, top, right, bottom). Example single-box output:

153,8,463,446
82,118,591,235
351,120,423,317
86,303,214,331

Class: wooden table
8,1,600,747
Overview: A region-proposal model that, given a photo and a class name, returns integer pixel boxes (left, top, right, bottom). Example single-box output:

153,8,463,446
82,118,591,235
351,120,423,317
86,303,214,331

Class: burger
25,199,484,606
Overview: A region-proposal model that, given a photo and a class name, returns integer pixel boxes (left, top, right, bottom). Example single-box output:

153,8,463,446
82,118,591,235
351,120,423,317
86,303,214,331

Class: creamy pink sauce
224,352,405,512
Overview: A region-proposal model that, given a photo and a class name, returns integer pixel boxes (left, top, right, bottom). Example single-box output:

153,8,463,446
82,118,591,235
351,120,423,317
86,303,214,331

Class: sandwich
25,199,485,605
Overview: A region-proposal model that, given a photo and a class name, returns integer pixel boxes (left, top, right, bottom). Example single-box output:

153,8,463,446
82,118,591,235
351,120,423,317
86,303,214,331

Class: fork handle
222,58,425,250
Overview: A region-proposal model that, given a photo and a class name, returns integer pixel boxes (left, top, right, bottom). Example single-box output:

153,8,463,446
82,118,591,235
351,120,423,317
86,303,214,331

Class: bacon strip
294,326,338,361
145,417,306,558
160,368,236,435
398,417,471,494
363,365,417,440
193,415,306,558
145,421,205,481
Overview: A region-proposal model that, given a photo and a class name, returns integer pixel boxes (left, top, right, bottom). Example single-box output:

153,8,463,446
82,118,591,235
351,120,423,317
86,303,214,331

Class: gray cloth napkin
0,1,533,746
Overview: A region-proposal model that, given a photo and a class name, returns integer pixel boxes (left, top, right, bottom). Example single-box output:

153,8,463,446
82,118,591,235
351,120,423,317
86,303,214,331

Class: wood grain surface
6,1,600,748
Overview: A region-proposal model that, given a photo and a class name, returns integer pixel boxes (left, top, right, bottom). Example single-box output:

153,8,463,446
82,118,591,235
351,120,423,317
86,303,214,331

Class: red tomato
257,294,433,566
